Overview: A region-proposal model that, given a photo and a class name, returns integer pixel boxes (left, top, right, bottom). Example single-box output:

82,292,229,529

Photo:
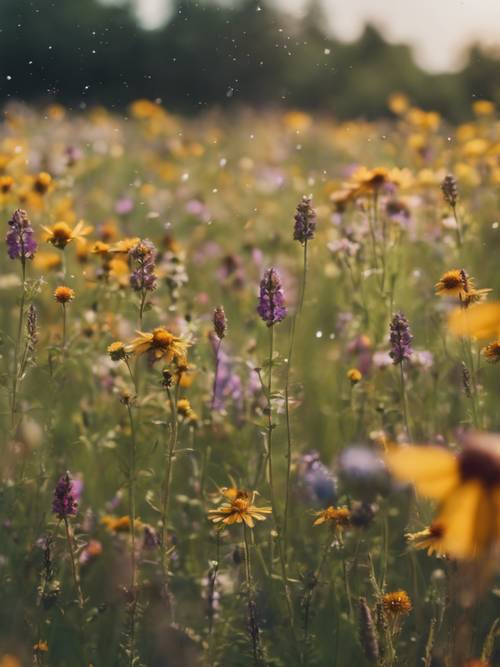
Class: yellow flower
33,251,62,272
208,487,271,528
313,506,351,527
382,590,412,616
473,99,495,116
405,522,446,556
0,656,23,667
54,286,75,304
125,327,190,366
448,302,500,339
107,341,127,361
33,171,52,195
177,398,198,423
387,92,409,115
435,269,491,305
482,340,500,363
42,220,92,249
347,368,362,384
386,433,500,559
108,237,141,254
0,175,14,193
101,515,145,532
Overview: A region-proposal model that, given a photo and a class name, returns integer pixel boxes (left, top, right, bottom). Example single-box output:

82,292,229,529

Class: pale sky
131,0,500,72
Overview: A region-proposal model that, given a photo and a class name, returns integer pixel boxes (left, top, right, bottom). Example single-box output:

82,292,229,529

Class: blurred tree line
0,0,499,119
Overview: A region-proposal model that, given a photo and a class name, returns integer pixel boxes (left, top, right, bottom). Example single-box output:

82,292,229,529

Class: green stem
243,524,261,667
160,380,181,612
126,403,138,666
399,362,412,441
11,258,26,428
64,517,84,609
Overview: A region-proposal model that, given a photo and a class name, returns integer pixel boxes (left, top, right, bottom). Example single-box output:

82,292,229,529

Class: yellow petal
436,481,486,559
386,445,459,500
448,302,500,340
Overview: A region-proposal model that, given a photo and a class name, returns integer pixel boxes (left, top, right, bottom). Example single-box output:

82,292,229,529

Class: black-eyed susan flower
313,505,351,527
347,368,362,384
107,341,127,361
208,487,271,528
33,171,52,195
42,220,92,250
386,432,500,559
482,341,500,363
0,175,14,193
405,522,446,556
125,327,190,366
435,269,491,306
382,590,412,617
54,286,75,304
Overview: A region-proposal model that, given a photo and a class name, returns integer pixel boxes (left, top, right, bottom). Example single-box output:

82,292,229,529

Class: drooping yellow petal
436,481,485,559
448,302,500,340
386,445,459,500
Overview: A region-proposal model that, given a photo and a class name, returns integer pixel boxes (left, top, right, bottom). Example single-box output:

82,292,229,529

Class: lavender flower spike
52,471,78,519
129,238,157,292
257,267,287,327
293,194,316,244
389,312,413,365
6,209,37,261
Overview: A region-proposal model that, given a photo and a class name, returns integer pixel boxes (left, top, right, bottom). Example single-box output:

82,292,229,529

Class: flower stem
242,524,262,667
126,403,138,666
63,517,84,608
160,379,181,613
399,362,412,441
11,258,26,428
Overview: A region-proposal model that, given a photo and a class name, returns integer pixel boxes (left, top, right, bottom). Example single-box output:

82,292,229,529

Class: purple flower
129,239,157,292
6,209,37,261
338,446,389,501
52,472,78,519
293,195,316,244
389,312,413,365
115,197,134,215
296,450,336,506
257,267,287,327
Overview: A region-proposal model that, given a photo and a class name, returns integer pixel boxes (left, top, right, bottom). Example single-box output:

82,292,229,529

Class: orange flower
125,327,190,366
54,286,75,304
208,487,271,528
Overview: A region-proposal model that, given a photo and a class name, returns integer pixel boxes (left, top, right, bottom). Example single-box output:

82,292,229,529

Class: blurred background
0,0,499,119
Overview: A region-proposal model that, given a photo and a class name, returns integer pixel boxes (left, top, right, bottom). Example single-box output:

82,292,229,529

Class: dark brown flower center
459,446,500,486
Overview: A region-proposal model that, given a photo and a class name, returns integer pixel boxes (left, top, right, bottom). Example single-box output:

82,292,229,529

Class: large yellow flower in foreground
386,433,500,560
448,301,500,339
208,487,271,528
125,327,190,365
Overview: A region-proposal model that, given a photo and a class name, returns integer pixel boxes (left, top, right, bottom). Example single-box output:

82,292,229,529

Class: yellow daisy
208,487,271,528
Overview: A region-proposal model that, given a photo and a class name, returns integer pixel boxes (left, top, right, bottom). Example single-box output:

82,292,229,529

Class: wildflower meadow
0,97,500,667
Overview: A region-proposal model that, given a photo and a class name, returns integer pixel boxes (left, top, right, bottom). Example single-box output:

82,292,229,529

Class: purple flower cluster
293,195,316,244
257,267,287,327
6,209,37,261
52,472,78,519
389,312,413,365
129,239,157,292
